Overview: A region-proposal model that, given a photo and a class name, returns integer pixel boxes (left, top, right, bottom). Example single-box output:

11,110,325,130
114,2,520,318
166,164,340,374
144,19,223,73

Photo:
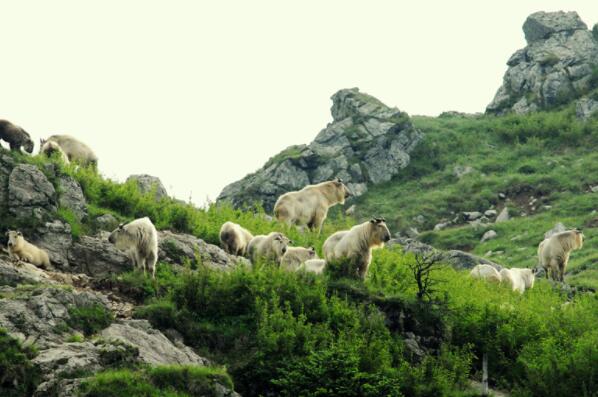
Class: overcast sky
1,1,596,205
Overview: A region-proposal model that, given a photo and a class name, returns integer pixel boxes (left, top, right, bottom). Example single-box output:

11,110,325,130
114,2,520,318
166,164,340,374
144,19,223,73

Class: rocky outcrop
127,174,169,200
487,11,598,115
218,88,422,211
68,235,131,277
57,175,87,221
8,164,57,221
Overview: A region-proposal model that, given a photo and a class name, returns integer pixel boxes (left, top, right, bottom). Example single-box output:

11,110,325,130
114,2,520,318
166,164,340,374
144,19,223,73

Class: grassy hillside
354,106,598,289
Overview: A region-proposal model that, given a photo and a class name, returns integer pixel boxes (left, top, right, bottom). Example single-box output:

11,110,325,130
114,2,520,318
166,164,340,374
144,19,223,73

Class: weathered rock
487,11,598,115
463,211,483,221
496,207,510,223
544,222,567,239
68,235,131,277
35,220,73,268
433,222,449,231
57,175,87,221
159,230,250,271
0,153,15,214
218,88,423,211
484,209,497,218
8,164,57,221
345,204,356,216
576,97,598,120
94,213,119,231
0,255,54,286
453,165,473,178
481,230,498,243
127,174,168,200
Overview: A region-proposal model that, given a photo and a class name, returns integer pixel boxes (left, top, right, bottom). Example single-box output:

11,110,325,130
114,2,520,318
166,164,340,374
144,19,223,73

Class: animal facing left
6,230,50,268
108,217,159,279
0,120,34,153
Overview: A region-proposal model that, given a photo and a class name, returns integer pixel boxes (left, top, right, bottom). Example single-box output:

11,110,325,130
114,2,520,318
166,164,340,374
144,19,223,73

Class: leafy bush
67,304,114,336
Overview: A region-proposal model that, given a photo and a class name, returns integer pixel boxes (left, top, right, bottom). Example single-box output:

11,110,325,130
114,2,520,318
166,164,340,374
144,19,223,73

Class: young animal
219,222,254,257
6,230,50,268
40,135,98,167
39,140,70,164
246,232,291,264
499,268,536,294
280,246,318,272
273,178,352,233
323,218,391,279
108,217,158,278
537,229,584,281
298,259,327,275
469,264,502,283
0,120,34,153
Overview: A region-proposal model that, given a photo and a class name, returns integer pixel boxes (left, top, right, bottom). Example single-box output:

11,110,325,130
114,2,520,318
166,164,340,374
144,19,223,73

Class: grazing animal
273,178,352,233
40,135,98,167
469,264,502,283
219,222,254,256
280,246,318,272
500,268,536,294
108,217,158,279
538,229,584,281
246,232,291,264
0,120,34,153
322,218,391,279
299,259,327,275
6,230,50,268
39,140,70,164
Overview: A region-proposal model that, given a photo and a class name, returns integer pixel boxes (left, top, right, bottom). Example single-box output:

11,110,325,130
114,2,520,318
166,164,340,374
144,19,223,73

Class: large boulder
67,235,131,277
217,88,422,211
487,11,598,115
34,220,73,268
8,164,57,221
57,175,87,221
127,174,168,200
0,153,15,214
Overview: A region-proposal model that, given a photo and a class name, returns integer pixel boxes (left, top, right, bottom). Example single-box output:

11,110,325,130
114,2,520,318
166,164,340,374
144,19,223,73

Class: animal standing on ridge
40,134,98,167
323,218,391,279
247,232,291,264
5,230,50,269
108,217,159,279
273,178,352,234
219,221,254,256
0,120,34,153
537,229,584,281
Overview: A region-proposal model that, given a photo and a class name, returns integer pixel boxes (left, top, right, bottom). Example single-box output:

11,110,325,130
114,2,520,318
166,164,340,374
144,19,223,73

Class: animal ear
17,231,22,236
118,223,125,229
370,218,377,224
310,246,315,251
4,231,8,237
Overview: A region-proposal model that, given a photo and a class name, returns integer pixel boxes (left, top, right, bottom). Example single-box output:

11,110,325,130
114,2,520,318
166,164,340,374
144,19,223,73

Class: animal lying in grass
247,232,291,264
537,229,584,282
323,218,391,279
6,230,50,269
280,246,318,272
0,120,34,153
499,268,536,294
469,264,502,283
273,178,352,233
219,221,254,256
299,259,327,275
109,217,158,279
40,135,98,167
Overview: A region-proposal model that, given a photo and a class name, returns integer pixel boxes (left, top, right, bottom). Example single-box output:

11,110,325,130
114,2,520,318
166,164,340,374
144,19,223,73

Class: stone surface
576,97,598,120
35,220,73,268
487,11,598,115
68,235,131,277
453,165,473,178
496,207,510,223
8,164,57,221
127,174,168,200
544,222,567,239
481,230,498,243
57,175,87,221
217,88,422,211
94,213,119,231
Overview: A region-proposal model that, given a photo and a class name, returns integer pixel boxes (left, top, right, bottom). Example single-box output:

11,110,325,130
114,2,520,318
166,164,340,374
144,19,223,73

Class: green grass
67,304,114,336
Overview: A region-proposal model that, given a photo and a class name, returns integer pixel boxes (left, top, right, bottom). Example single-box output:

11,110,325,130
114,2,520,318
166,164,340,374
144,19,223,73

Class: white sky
0,1,596,205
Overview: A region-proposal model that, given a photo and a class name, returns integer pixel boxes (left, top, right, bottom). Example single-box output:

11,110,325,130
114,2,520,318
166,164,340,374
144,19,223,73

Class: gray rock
484,209,497,217
544,222,567,239
0,154,15,214
496,207,510,223
433,222,449,231
481,230,498,243
405,227,419,238
35,220,73,267
591,185,598,193
345,204,356,216
523,11,587,42
159,230,250,271
68,235,131,277
403,335,425,362
217,88,423,211
8,164,57,221
57,175,87,221
576,97,598,120
0,255,54,286
95,213,119,231
453,165,473,178
463,211,483,221
127,174,168,200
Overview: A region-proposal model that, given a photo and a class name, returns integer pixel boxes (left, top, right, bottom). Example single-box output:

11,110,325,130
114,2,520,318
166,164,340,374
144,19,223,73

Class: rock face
68,235,131,277
57,175,87,221
487,11,598,115
8,164,57,221
218,88,422,211
127,174,169,200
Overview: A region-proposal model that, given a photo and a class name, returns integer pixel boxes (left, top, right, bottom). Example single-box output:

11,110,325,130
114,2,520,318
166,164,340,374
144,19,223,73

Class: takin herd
0,119,586,291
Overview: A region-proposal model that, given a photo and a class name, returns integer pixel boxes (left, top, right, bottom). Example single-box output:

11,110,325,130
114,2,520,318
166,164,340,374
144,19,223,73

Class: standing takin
323,218,391,279
273,178,352,233
39,141,70,164
537,229,584,281
40,135,98,167
109,217,159,279
246,232,291,264
219,222,254,257
6,230,50,269
280,246,318,272
499,268,536,294
469,264,502,283
0,120,34,153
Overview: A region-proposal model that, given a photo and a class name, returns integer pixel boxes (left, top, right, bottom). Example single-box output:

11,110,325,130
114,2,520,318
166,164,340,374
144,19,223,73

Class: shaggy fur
109,217,159,278
40,141,70,164
273,178,352,233
538,229,584,281
0,120,34,153
470,264,502,283
322,218,391,279
246,232,291,264
40,135,98,167
280,246,318,272
500,268,535,294
219,221,254,256
6,231,50,268
299,259,327,275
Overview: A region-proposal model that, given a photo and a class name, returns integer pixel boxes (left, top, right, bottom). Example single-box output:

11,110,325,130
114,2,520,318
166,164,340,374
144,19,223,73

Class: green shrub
0,329,40,397
67,304,114,336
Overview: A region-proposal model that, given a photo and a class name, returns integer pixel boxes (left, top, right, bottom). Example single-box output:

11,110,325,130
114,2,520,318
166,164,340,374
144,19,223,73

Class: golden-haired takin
219,222,254,257
538,229,584,281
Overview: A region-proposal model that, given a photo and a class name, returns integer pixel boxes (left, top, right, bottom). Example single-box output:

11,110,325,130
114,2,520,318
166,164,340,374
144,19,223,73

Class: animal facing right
280,246,318,272
273,178,352,234
39,140,70,164
499,268,536,294
537,229,584,282
246,232,291,264
108,217,159,279
469,264,502,283
0,120,34,153
219,221,254,257
6,230,50,269
40,135,98,167
323,218,391,279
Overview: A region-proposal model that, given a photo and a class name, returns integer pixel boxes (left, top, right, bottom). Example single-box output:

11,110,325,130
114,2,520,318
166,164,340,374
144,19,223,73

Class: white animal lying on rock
499,267,536,294
469,264,502,283
6,230,50,269
109,217,158,279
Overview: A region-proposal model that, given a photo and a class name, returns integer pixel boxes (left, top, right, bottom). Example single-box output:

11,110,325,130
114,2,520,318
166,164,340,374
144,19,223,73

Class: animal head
23,138,34,154
271,232,291,257
521,268,536,289
308,246,317,259
6,230,24,248
573,229,584,249
368,218,391,246
41,141,63,156
331,177,352,204
108,223,133,250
